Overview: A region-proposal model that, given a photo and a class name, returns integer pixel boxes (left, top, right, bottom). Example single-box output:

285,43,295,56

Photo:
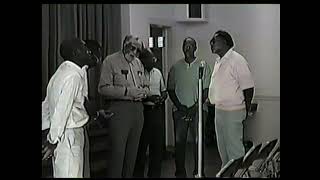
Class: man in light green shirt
167,37,212,177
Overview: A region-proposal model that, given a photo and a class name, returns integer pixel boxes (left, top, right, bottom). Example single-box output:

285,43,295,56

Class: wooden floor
42,120,223,178
153,143,221,178
42,143,222,178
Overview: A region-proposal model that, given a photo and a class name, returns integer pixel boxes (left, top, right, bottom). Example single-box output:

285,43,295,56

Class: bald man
167,37,212,177
98,35,149,177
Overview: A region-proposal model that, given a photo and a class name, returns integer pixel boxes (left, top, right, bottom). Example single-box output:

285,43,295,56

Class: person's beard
123,48,136,62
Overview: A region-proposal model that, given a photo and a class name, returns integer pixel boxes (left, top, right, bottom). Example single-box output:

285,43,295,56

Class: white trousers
52,127,84,178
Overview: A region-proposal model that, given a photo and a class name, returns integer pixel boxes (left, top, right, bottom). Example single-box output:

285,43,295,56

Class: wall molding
254,95,280,101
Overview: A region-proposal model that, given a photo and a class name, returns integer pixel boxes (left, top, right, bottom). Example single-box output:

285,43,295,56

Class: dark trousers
173,110,206,177
133,105,164,178
107,101,144,178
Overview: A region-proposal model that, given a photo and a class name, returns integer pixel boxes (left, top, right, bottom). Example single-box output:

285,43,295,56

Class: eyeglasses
153,57,157,63
130,45,138,51
86,49,93,56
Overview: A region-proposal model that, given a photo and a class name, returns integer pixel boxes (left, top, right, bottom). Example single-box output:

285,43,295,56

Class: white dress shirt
208,48,254,111
42,60,89,144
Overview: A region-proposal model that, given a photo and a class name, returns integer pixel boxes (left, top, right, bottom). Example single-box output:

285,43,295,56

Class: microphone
199,61,205,79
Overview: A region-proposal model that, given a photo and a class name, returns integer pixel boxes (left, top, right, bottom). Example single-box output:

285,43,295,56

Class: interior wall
125,4,280,146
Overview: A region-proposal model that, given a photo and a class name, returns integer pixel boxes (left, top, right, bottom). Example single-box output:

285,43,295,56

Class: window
188,4,202,19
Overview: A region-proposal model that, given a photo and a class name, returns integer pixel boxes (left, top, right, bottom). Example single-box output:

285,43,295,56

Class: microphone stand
195,62,204,178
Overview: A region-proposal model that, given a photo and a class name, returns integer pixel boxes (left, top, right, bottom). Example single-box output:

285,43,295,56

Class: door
149,24,167,152
150,24,164,72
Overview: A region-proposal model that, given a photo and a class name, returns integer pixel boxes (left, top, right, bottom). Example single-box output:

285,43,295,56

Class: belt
108,99,142,103
144,104,161,109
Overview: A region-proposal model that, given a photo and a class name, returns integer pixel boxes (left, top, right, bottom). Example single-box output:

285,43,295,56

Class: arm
47,76,81,144
139,62,150,97
235,59,255,118
160,91,168,102
168,90,187,112
202,88,209,104
159,70,168,103
167,68,187,112
203,63,213,103
243,87,254,117
186,63,213,117
42,95,50,131
84,98,97,117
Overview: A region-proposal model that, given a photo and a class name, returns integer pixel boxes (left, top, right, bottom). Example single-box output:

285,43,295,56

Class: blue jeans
173,110,207,177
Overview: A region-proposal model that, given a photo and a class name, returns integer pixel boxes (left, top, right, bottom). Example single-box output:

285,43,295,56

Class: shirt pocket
113,71,128,87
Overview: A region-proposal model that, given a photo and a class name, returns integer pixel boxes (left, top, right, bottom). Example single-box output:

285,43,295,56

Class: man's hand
148,95,161,104
177,104,188,113
42,141,57,161
127,87,147,101
97,109,114,120
245,102,252,120
185,103,198,120
156,94,167,105
155,96,163,105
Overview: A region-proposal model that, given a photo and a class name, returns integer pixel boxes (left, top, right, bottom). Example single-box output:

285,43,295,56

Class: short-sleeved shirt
98,51,148,100
145,67,166,96
208,48,255,111
167,58,212,108
144,67,166,106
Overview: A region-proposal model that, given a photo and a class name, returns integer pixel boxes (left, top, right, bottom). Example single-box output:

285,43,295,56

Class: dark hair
84,40,102,58
183,37,197,47
210,30,234,48
60,38,83,60
139,48,154,61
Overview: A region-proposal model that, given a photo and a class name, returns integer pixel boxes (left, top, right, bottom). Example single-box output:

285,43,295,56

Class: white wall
127,4,174,43
245,96,280,145
121,4,131,42
124,4,280,146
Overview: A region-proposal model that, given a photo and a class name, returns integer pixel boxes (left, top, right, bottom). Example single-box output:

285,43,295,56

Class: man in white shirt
133,48,167,178
208,30,255,169
41,38,99,177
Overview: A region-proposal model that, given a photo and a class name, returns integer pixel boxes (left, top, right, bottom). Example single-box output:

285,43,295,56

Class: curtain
42,4,121,108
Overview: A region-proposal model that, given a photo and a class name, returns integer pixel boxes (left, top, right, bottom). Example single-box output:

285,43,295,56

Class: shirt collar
63,60,88,78
184,57,198,67
216,47,234,63
144,67,155,76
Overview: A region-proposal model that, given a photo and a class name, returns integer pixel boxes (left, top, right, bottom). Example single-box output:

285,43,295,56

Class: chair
264,140,280,166
234,143,262,177
272,150,280,178
262,141,280,177
251,139,278,173
216,156,244,177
